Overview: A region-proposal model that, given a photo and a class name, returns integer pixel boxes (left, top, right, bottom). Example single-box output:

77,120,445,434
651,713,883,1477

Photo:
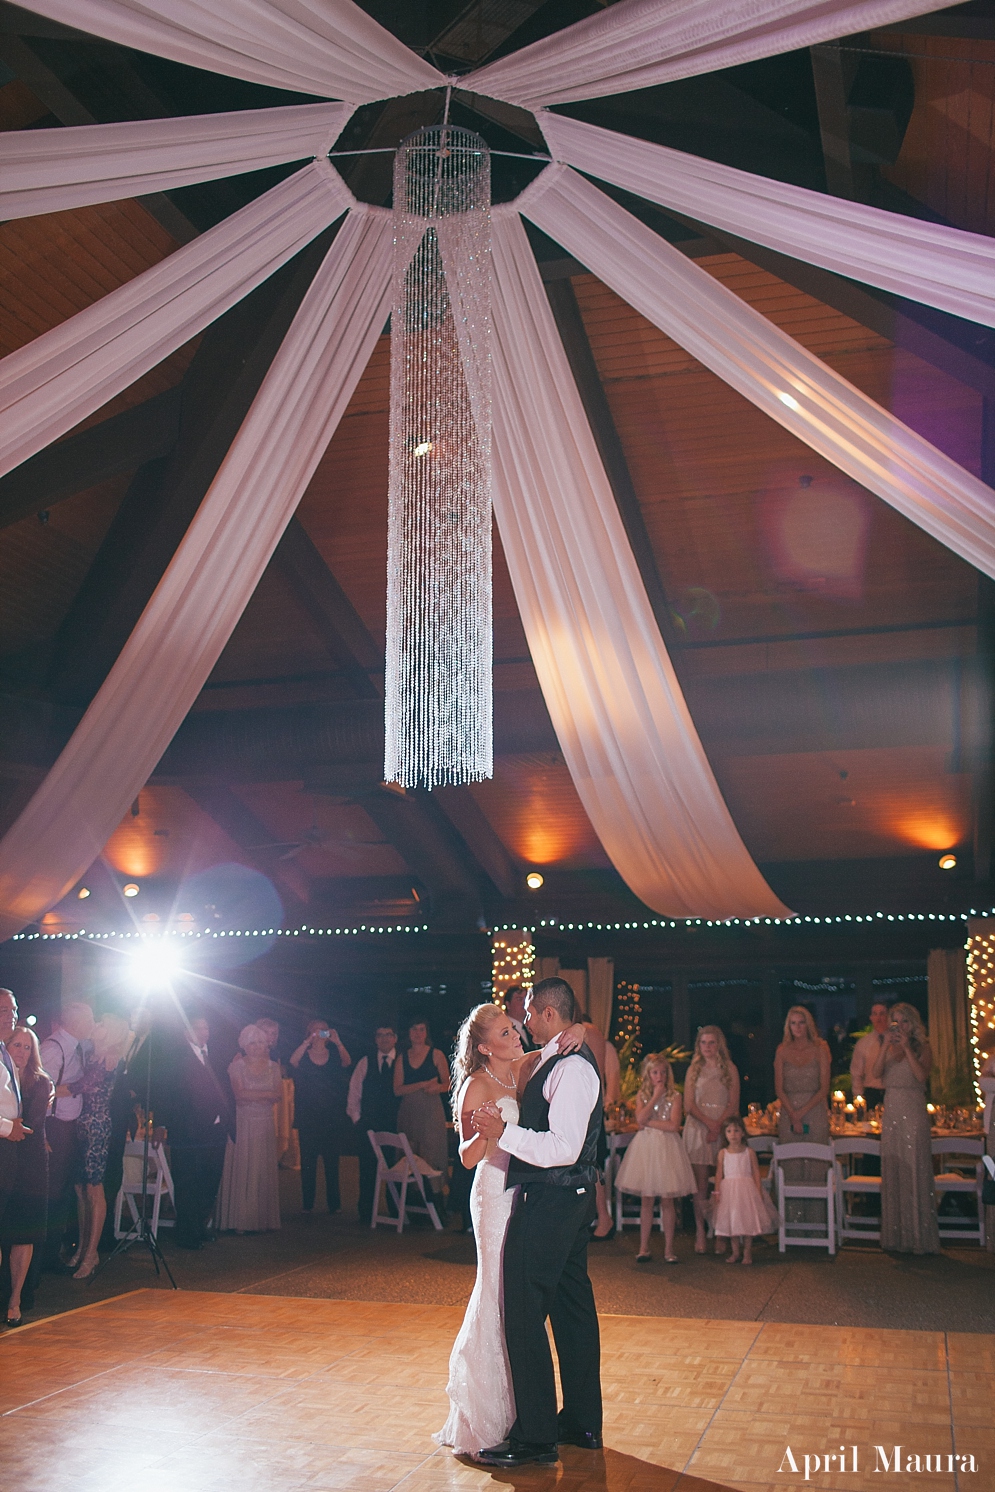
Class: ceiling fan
248,798,385,862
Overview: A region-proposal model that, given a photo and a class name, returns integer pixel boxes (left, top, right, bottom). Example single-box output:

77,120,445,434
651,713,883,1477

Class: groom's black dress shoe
557,1415,603,1450
475,1439,558,1466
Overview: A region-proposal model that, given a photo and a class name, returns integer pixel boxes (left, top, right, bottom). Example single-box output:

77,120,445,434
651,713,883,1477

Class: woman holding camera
869,1003,940,1255
290,1020,352,1215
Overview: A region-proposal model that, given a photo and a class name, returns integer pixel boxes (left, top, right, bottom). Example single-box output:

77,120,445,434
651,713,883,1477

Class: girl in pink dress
711,1116,777,1264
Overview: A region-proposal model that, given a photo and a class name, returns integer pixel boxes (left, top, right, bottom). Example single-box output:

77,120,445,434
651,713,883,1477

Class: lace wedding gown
434,1091,518,1454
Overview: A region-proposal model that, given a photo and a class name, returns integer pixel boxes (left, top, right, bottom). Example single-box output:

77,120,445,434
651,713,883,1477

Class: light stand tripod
92,1022,177,1288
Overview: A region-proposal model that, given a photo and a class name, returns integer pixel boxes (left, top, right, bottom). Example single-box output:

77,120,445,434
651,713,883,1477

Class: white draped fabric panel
523,167,995,580
0,158,351,480
489,209,790,920
0,206,393,941
541,112,995,330
18,0,443,103
0,102,354,220
462,0,960,108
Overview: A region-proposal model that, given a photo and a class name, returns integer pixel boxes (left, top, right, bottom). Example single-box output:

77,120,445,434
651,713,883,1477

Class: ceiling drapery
0,0,989,933
0,102,355,221
0,206,394,942
522,165,995,582
540,112,995,330
0,159,351,480
489,210,789,920
15,0,444,101
460,0,963,107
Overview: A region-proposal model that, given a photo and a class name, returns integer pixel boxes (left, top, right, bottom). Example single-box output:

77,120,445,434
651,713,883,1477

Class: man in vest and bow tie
347,1022,400,1224
472,977,604,1467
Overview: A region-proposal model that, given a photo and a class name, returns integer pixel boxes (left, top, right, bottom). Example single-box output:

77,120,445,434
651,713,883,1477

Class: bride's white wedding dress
434,1091,518,1454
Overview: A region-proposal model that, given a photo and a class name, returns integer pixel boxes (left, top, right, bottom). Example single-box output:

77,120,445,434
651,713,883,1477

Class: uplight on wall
939,854,957,871
526,872,544,890
122,883,140,897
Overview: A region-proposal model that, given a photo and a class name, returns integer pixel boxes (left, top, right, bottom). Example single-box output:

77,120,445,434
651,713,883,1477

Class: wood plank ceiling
0,0,993,933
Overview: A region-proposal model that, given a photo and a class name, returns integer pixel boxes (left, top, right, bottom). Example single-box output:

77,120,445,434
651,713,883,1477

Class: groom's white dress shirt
498,1037,601,1170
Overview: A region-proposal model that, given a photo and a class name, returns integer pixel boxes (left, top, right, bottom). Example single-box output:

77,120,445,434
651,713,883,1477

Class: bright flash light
526,872,544,890
939,853,957,871
130,940,182,988
122,883,140,898
77,887,90,900
25,1014,37,1026
413,440,433,458
778,392,800,411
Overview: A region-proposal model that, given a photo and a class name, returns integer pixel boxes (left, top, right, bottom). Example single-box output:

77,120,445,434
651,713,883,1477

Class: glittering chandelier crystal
384,125,493,789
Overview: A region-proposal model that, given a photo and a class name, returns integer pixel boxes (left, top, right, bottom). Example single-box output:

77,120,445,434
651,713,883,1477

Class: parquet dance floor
0,1290,990,1492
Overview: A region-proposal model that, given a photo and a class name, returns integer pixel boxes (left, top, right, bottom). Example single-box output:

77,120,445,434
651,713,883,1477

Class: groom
472,977,604,1467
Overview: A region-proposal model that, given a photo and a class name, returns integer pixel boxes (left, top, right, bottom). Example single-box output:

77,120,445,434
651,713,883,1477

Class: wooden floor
0,1290,990,1492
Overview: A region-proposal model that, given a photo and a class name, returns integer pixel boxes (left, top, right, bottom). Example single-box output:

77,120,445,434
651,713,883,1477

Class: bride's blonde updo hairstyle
451,1002,506,1099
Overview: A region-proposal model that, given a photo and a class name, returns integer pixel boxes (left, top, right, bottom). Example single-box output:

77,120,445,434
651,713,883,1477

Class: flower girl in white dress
615,1054,695,1263
435,1003,585,1456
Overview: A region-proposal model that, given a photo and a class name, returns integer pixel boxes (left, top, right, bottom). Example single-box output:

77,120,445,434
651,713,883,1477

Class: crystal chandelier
384,124,493,789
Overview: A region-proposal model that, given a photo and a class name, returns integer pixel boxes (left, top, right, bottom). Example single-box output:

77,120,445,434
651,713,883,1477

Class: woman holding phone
290,1020,352,1215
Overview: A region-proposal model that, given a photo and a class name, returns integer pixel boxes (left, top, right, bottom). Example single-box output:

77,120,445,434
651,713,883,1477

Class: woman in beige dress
682,1026,740,1253
217,1024,282,1233
869,1002,940,1255
775,1006,831,1230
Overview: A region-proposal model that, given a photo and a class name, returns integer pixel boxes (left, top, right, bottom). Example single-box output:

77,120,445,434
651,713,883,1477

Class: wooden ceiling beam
434,785,522,899
0,389,182,531
271,519,382,700
45,227,337,707
359,786,485,931
182,784,310,911
543,274,688,666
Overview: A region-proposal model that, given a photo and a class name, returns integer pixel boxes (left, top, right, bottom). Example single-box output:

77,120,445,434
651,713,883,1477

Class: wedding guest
1,1027,54,1324
216,1025,282,1233
575,1013,613,1242
256,1018,283,1070
775,1006,831,1231
682,1026,740,1253
506,988,538,1054
289,1020,352,1216
394,1018,450,1214
100,1007,152,1249
71,1014,130,1279
850,1001,890,1109
615,1054,694,1264
869,1002,941,1254
979,1050,995,1254
39,1001,94,1271
347,1023,400,1223
711,1115,777,1265
0,992,33,1304
153,1014,229,1250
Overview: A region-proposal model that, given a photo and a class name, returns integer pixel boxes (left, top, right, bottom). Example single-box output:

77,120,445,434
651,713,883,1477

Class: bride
435,1001,585,1455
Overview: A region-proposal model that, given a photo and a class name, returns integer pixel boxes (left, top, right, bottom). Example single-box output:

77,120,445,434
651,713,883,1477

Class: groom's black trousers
503,1180,602,1445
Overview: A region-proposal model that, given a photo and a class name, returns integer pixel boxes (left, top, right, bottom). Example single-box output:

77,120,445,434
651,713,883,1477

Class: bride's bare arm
458,1074,494,1169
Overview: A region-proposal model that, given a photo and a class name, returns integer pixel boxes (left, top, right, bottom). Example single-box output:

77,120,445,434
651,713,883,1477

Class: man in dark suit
154,1014,229,1250
347,1023,400,1223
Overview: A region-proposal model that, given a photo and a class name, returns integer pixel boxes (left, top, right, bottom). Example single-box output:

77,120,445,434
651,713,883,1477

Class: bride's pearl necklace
483,1065,517,1090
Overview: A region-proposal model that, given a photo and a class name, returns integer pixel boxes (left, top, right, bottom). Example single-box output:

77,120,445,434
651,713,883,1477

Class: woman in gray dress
216,1025,282,1233
869,1003,940,1255
394,1019,450,1210
775,1006,831,1230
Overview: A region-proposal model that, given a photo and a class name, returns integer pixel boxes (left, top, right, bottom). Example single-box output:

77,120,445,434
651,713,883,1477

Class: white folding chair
368,1130,443,1234
610,1133,644,1231
113,1139,175,1239
770,1141,836,1254
932,1138,986,1246
832,1138,881,1245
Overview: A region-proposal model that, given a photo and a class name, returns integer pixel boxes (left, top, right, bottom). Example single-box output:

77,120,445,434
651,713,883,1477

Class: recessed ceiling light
938,854,957,871
123,883,140,897
77,887,90,900
526,872,544,890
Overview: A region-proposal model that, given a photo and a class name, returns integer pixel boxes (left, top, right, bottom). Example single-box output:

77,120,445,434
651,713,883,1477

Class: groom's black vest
506,1044,602,1190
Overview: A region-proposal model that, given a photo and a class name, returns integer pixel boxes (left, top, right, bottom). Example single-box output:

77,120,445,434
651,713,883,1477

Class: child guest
615,1054,696,1264
711,1115,777,1265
